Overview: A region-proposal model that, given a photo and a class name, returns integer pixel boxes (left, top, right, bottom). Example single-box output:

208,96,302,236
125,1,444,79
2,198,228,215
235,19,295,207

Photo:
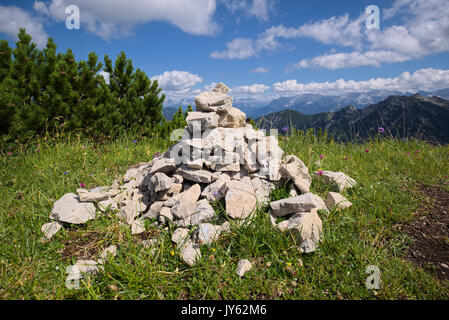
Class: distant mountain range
245,88,449,118
255,94,449,144
163,88,449,120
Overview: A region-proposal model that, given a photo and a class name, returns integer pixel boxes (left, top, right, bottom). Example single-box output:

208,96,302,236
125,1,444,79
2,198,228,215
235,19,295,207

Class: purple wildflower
132,140,137,144
319,155,324,159
378,127,385,133
317,170,324,176
282,126,288,133
365,149,369,153
64,171,68,175
80,183,85,188
153,152,161,159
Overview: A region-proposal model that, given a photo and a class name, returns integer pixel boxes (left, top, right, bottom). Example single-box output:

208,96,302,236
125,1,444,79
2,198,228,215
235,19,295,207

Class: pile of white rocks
41,82,357,278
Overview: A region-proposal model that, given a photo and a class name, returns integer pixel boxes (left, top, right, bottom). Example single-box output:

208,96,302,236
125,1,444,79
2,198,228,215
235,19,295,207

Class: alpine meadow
1,0,449,303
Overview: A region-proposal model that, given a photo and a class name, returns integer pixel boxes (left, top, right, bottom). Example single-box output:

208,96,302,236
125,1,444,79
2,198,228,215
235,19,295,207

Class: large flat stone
270,193,327,217
287,211,323,253
195,91,232,112
170,184,201,220
50,193,96,224
176,166,213,184
150,158,177,175
224,177,257,219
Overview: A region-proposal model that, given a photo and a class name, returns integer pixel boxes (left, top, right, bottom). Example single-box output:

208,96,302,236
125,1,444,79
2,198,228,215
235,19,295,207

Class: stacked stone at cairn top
43,82,357,269
193,82,246,128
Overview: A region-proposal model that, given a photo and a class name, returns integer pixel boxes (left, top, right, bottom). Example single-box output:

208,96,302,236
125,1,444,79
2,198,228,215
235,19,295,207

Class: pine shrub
0,29,179,144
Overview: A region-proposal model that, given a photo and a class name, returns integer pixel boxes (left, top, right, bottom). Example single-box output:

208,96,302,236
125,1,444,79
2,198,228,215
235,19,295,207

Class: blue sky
1,0,449,105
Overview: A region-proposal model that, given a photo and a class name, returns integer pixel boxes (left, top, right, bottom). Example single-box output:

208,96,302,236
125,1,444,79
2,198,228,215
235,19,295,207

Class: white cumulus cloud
210,38,257,59
0,5,48,48
211,13,366,60
152,71,203,92
264,14,365,49
152,70,203,104
273,68,449,94
34,0,219,39
295,50,412,70
232,84,270,94
212,0,449,70
220,0,274,22
291,0,449,69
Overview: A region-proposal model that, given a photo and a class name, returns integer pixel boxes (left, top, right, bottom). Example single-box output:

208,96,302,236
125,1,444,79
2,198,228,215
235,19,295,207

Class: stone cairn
42,82,357,280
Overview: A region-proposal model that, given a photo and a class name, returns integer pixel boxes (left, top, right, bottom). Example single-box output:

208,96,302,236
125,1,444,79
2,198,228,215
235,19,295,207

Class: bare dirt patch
397,182,449,281
61,229,106,261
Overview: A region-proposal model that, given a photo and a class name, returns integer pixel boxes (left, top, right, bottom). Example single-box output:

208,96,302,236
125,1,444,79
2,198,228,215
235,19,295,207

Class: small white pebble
236,259,252,277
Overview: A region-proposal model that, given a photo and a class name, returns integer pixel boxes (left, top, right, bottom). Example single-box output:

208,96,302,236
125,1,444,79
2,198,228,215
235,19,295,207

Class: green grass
0,132,448,299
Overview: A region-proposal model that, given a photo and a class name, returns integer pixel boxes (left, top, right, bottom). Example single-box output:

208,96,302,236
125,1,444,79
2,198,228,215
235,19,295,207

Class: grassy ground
0,132,448,299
